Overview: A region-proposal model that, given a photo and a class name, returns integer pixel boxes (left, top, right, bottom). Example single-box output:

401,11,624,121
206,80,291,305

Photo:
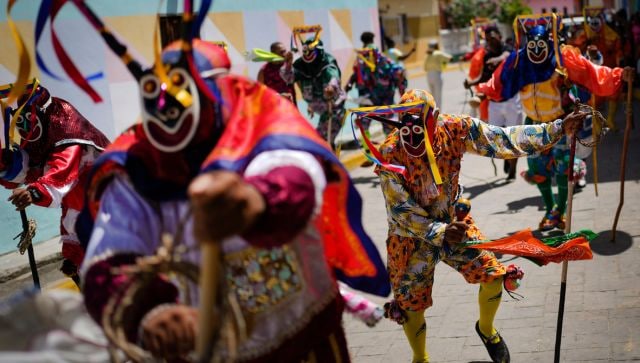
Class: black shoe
475,321,510,363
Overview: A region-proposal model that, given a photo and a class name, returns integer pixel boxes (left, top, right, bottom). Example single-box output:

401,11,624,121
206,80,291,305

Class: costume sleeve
322,65,346,105
476,60,506,102
28,145,84,208
463,117,564,158
467,48,485,84
562,45,624,97
81,176,178,343
378,170,447,247
243,150,325,248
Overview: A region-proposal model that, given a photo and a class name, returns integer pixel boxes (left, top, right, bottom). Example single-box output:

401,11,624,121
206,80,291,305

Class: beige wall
379,0,440,64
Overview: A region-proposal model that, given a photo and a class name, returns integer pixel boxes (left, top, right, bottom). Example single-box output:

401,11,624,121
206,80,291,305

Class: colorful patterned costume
281,38,346,150
347,89,573,363
0,83,109,277
477,15,624,230
76,30,389,363
378,99,569,313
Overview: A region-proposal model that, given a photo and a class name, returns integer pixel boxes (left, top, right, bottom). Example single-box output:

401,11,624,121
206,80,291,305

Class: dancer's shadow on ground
351,175,379,189
461,178,513,200
491,196,546,215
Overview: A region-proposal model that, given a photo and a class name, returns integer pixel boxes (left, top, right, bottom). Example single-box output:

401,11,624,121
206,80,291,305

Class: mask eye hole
140,74,160,99
527,41,536,49
168,69,189,89
400,126,411,136
412,125,424,134
537,40,546,48
16,114,25,127
165,107,181,119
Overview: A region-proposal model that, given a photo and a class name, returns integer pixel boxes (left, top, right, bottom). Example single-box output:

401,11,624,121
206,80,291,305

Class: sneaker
539,210,560,231
557,214,567,231
475,321,510,363
577,177,587,189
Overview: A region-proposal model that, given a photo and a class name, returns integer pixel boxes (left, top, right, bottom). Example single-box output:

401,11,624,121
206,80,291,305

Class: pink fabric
243,165,316,248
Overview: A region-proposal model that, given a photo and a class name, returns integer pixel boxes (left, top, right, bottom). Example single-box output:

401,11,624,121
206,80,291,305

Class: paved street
1,66,639,362
342,67,640,362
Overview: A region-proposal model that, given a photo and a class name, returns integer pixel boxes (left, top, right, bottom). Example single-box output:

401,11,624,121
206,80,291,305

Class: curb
0,251,62,283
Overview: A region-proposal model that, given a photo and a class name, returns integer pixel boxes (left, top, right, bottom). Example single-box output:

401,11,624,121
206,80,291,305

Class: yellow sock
478,277,503,343
402,309,429,363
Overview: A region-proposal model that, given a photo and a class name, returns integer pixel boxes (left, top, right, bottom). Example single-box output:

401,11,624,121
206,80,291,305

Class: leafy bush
445,0,498,29
497,0,532,26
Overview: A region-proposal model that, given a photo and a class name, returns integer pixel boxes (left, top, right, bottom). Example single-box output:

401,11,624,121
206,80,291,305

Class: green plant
497,0,532,26
444,0,498,29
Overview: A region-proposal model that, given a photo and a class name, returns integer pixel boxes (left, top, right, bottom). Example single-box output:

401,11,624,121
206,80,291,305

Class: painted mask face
301,45,318,63
140,39,230,153
587,15,603,33
526,25,550,64
14,86,49,144
399,112,428,158
15,111,43,143
139,67,201,153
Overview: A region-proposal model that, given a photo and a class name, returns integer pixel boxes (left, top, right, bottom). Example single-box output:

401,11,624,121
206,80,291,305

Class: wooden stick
197,243,222,363
554,134,576,363
611,78,633,242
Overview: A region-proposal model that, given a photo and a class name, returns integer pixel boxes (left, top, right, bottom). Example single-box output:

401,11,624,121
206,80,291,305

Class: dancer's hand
284,50,293,66
586,45,600,60
622,66,635,83
189,171,266,243
139,304,198,360
463,79,471,89
324,85,336,100
444,221,469,245
8,188,32,211
561,110,590,136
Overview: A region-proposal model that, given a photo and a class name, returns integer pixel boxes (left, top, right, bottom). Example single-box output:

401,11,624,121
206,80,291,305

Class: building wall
527,0,579,15
0,0,379,139
378,0,440,64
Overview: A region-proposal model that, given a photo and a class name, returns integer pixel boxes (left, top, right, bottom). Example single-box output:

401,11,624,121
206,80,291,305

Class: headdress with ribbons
513,13,565,75
38,0,233,153
346,95,442,185
1,0,35,151
290,24,323,53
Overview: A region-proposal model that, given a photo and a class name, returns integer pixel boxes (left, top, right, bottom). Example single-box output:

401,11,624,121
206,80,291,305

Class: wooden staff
611,77,633,242
554,133,577,363
196,242,222,363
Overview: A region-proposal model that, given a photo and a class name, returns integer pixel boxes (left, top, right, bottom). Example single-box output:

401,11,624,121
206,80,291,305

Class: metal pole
554,134,576,363
20,210,40,289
